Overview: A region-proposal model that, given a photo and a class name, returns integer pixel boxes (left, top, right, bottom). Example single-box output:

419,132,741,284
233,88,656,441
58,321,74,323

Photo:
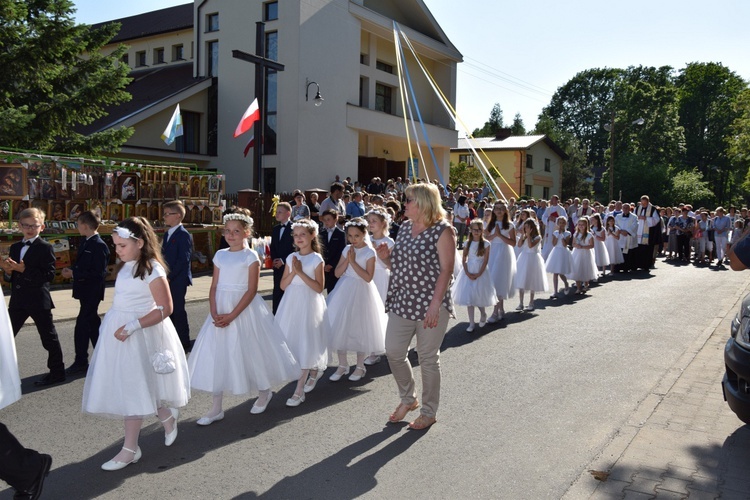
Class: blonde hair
163,200,186,218
405,183,445,226
18,207,46,223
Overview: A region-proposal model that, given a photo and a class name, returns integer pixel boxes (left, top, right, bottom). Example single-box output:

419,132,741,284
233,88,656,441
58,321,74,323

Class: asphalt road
1,260,747,499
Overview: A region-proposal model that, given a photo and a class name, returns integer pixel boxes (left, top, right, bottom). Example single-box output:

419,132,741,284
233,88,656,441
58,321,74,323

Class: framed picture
149,202,161,222
40,178,56,200
208,175,220,192
0,164,28,200
189,204,201,224
103,172,114,199
199,177,209,198
11,200,29,220
49,221,61,229
60,221,70,230
179,170,189,183
164,183,177,200
28,178,38,199
116,173,139,202
31,199,47,215
107,202,123,222
208,192,220,207
202,206,212,224
66,201,83,221
178,182,189,198
189,176,201,198
212,207,223,224
168,171,178,183
48,200,66,222
122,202,135,219
90,200,104,222
136,202,149,219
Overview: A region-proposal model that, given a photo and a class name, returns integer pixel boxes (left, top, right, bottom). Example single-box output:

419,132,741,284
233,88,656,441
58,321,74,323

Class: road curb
562,273,750,499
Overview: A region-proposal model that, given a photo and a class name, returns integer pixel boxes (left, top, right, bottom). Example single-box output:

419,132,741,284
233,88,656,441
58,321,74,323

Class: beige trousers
384,308,450,419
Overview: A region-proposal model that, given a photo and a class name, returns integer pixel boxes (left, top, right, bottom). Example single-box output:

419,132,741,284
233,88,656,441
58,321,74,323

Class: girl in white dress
452,220,497,331
326,218,386,382
485,202,516,322
590,213,610,277
545,216,573,297
275,219,328,407
568,217,598,294
365,208,394,366
514,218,548,311
604,215,624,273
83,217,190,471
189,209,299,421
513,209,531,258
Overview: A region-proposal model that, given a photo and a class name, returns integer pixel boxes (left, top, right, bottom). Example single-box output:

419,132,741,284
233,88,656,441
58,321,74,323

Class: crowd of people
2,173,749,496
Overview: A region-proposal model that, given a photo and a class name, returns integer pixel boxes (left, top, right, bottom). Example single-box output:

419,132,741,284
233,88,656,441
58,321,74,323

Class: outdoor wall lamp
305,79,324,106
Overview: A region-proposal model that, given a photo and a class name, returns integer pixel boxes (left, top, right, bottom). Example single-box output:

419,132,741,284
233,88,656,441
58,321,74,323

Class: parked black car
723,292,750,423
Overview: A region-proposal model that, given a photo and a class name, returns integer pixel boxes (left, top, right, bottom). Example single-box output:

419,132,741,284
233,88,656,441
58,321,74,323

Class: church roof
91,3,193,43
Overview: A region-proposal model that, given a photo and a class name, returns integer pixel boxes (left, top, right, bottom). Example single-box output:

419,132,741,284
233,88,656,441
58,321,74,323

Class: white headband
113,226,139,240
365,209,392,227
223,213,254,226
291,220,318,234
345,219,369,229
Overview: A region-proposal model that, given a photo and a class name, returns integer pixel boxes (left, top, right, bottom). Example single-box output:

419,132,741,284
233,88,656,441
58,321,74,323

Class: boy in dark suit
61,211,110,375
0,208,65,386
270,202,294,313
319,209,346,294
161,201,193,351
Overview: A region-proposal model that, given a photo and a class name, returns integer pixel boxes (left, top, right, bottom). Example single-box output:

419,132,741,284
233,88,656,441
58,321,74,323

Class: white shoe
196,412,225,426
329,366,349,382
478,317,487,328
363,355,382,366
161,408,179,446
102,446,141,471
515,304,524,311
286,394,305,407
524,303,535,311
466,324,475,333
348,366,366,382
487,313,498,323
251,392,273,414
304,369,325,393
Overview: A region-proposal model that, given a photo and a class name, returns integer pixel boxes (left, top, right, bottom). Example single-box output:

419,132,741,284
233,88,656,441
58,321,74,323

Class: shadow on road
234,424,427,498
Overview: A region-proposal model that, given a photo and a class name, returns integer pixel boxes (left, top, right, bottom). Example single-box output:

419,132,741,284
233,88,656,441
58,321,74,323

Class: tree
449,161,485,189
509,113,526,135
534,114,593,199
676,62,747,204
668,168,715,206
472,103,504,137
0,0,133,154
730,89,750,203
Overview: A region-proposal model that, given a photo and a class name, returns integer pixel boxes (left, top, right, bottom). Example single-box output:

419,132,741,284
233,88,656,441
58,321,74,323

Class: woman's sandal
388,400,420,423
408,414,437,430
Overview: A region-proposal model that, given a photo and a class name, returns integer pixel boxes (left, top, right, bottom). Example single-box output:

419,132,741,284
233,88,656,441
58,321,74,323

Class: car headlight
737,316,750,350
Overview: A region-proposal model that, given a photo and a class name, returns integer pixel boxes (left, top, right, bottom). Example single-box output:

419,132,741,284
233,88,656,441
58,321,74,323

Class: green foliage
449,161,485,189
472,103,504,137
509,113,526,135
0,0,133,154
534,115,593,200
668,167,715,206
730,89,750,203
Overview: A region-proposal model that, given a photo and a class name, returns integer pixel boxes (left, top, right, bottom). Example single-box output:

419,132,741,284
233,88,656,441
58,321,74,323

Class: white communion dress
487,225,517,300
545,230,574,275
568,233,599,282
514,236,549,292
592,228,611,268
0,302,21,410
189,247,300,396
604,227,625,265
371,236,395,304
451,240,498,307
83,261,190,418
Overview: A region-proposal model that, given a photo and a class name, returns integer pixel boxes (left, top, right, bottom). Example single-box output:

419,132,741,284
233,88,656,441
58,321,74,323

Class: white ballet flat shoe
102,446,141,471
196,412,225,426
251,392,273,414
465,324,475,333
363,355,382,366
487,313,498,323
329,366,349,382
304,369,325,394
348,366,366,382
515,304,524,311
478,317,487,328
286,394,305,407
162,407,179,446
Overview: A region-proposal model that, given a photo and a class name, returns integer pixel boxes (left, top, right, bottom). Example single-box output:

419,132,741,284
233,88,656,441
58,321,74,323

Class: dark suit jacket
162,225,193,287
72,234,110,302
321,226,346,277
6,238,56,310
270,221,295,265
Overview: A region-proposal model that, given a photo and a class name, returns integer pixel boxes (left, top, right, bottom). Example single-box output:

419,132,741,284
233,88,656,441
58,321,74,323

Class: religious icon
208,175,220,192
0,165,27,200
66,201,83,221
48,201,65,221
117,173,139,201
11,200,29,220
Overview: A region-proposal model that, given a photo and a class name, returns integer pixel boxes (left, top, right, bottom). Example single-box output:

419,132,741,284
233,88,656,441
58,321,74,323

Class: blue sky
74,0,750,135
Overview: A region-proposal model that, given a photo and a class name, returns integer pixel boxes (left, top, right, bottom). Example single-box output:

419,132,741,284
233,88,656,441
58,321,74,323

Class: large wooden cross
232,22,285,192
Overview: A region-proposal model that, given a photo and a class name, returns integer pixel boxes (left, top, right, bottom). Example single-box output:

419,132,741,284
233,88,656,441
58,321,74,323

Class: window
265,31,277,62
359,77,365,107
525,184,533,197
544,158,551,172
207,41,219,77
376,60,393,74
264,1,278,21
172,44,184,61
135,51,146,67
264,32,278,155
206,13,219,32
375,83,392,114
360,54,368,65
526,154,533,169
122,53,129,66
543,187,550,199
176,111,200,154
458,154,474,166
153,47,165,64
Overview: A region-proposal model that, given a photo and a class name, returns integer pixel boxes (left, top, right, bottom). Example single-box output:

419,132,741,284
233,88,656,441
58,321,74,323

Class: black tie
23,241,32,246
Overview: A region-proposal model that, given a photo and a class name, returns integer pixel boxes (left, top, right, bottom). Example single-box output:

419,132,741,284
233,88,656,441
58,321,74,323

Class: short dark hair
320,209,338,220
330,182,344,194
77,210,100,229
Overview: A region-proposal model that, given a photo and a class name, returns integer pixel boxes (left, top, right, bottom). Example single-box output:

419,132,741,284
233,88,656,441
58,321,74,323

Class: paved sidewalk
564,275,750,500
5,269,276,324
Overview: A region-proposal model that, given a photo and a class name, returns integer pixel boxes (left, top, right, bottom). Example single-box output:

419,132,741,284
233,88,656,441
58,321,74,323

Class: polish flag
243,138,255,157
234,98,260,138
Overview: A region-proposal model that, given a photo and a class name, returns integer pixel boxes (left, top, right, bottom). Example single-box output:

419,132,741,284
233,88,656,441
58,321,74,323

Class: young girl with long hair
514,218,548,311
364,208,394,365
545,216,573,297
485,202,516,322
275,219,328,407
83,217,190,471
590,213,611,277
451,219,497,331
604,215,624,273
326,217,386,382
188,208,299,422
568,217,598,294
